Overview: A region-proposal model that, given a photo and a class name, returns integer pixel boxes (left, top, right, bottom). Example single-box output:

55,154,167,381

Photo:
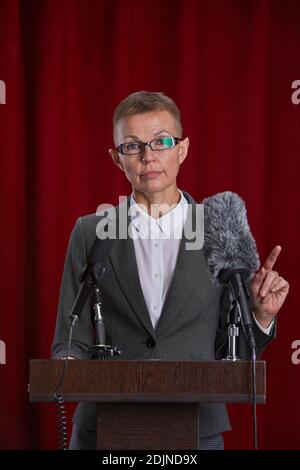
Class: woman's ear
109,149,124,171
178,137,189,164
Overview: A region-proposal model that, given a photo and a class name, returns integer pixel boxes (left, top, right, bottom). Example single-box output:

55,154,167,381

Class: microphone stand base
88,344,121,360
222,356,241,362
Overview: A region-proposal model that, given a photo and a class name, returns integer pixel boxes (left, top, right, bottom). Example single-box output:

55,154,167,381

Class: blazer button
144,337,156,349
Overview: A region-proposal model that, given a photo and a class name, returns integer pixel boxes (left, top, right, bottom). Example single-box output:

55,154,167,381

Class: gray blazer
52,192,274,438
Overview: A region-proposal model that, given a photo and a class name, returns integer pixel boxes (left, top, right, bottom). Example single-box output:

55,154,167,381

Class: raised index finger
263,245,282,271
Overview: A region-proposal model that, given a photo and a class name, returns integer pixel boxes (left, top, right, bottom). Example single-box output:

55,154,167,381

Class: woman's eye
153,138,167,147
127,143,140,150
154,137,173,148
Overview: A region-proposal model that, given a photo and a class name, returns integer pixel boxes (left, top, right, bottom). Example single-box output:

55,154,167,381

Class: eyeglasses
116,136,182,155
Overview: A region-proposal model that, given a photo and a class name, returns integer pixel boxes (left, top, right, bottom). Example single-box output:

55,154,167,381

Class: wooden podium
29,359,266,449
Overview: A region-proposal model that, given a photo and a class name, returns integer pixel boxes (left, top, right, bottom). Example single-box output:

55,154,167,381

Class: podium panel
29,359,266,449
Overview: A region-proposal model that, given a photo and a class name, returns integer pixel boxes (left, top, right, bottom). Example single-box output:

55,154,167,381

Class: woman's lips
140,171,162,179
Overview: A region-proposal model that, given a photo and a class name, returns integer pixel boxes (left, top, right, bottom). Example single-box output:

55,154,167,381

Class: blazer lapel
155,200,206,337
108,199,155,337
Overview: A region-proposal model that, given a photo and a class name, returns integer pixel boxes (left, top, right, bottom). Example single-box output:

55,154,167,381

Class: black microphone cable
53,315,77,450
228,274,258,451
52,229,114,450
236,298,258,451
239,276,258,451
251,346,258,450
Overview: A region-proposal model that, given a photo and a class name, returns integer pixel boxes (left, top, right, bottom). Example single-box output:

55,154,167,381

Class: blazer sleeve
51,218,94,359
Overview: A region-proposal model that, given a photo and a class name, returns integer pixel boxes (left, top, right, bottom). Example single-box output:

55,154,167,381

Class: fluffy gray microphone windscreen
202,191,260,280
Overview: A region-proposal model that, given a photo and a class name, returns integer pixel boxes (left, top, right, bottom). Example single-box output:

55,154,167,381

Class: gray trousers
69,424,224,450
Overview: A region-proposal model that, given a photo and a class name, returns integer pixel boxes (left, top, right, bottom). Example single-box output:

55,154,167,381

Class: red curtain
0,0,299,450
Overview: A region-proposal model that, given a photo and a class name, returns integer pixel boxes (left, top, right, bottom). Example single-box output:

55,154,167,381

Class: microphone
70,228,114,325
202,191,260,353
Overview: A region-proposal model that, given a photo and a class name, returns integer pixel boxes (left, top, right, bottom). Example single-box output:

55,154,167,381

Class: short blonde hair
113,91,182,137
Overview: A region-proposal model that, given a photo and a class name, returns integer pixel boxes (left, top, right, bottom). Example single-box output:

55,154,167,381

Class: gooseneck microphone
69,235,114,326
202,191,260,355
